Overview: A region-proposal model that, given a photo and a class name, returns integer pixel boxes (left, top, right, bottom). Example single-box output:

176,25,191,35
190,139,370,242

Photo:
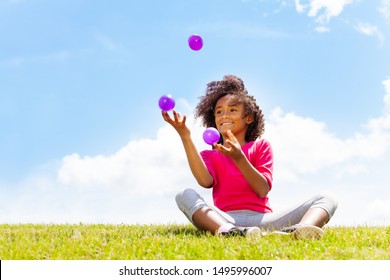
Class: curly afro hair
194,75,265,143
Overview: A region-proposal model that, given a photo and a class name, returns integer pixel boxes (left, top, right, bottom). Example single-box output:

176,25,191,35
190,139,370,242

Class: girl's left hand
213,130,244,161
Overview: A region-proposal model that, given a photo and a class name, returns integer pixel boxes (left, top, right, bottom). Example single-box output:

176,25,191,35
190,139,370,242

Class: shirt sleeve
254,139,274,190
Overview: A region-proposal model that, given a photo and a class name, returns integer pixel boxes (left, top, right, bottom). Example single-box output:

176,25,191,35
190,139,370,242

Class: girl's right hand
161,110,191,138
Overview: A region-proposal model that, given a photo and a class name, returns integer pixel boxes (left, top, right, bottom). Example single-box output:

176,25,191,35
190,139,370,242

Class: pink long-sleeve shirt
201,138,273,213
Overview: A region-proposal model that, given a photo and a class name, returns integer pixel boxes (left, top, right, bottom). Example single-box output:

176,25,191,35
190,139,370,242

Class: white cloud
294,0,353,31
363,198,390,224
265,78,390,181
383,79,390,112
57,115,211,198
314,26,330,33
354,23,385,47
378,0,390,18
1,80,390,226
366,79,390,132
265,108,346,174
294,0,306,13
307,0,353,22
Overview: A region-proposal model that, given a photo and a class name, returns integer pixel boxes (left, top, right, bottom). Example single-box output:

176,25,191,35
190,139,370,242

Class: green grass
0,224,388,260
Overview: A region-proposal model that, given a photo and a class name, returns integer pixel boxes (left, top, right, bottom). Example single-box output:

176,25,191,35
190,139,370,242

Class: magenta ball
158,94,175,111
203,127,220,145
188,34,203,51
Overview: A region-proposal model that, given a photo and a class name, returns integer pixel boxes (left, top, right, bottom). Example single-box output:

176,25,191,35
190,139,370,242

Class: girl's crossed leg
175,188,338,238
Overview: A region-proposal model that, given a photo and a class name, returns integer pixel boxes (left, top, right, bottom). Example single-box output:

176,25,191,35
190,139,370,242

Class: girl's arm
214,130,270,197
232,153,270,198
162,110,213,188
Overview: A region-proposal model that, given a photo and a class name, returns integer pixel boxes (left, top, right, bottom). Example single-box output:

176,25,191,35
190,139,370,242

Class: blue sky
1,0,389,226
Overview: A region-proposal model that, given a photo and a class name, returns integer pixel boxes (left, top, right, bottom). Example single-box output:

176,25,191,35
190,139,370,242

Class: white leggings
175,188,338,230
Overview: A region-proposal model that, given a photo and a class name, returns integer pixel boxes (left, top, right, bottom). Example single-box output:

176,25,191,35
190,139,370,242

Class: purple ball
203,127,220,145
158,94,175,111
188,34,203,51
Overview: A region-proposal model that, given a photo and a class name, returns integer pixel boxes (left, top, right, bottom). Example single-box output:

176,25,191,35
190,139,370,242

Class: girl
162,75,337,239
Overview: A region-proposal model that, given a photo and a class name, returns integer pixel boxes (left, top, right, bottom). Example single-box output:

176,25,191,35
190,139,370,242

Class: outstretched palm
214,130,244,161
161,110,191,138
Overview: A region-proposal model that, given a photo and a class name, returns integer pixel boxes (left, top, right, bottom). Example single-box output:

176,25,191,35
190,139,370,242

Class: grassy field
0,224,389,260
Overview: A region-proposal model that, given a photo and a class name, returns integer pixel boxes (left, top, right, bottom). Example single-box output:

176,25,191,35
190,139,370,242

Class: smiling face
214,94,254,145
